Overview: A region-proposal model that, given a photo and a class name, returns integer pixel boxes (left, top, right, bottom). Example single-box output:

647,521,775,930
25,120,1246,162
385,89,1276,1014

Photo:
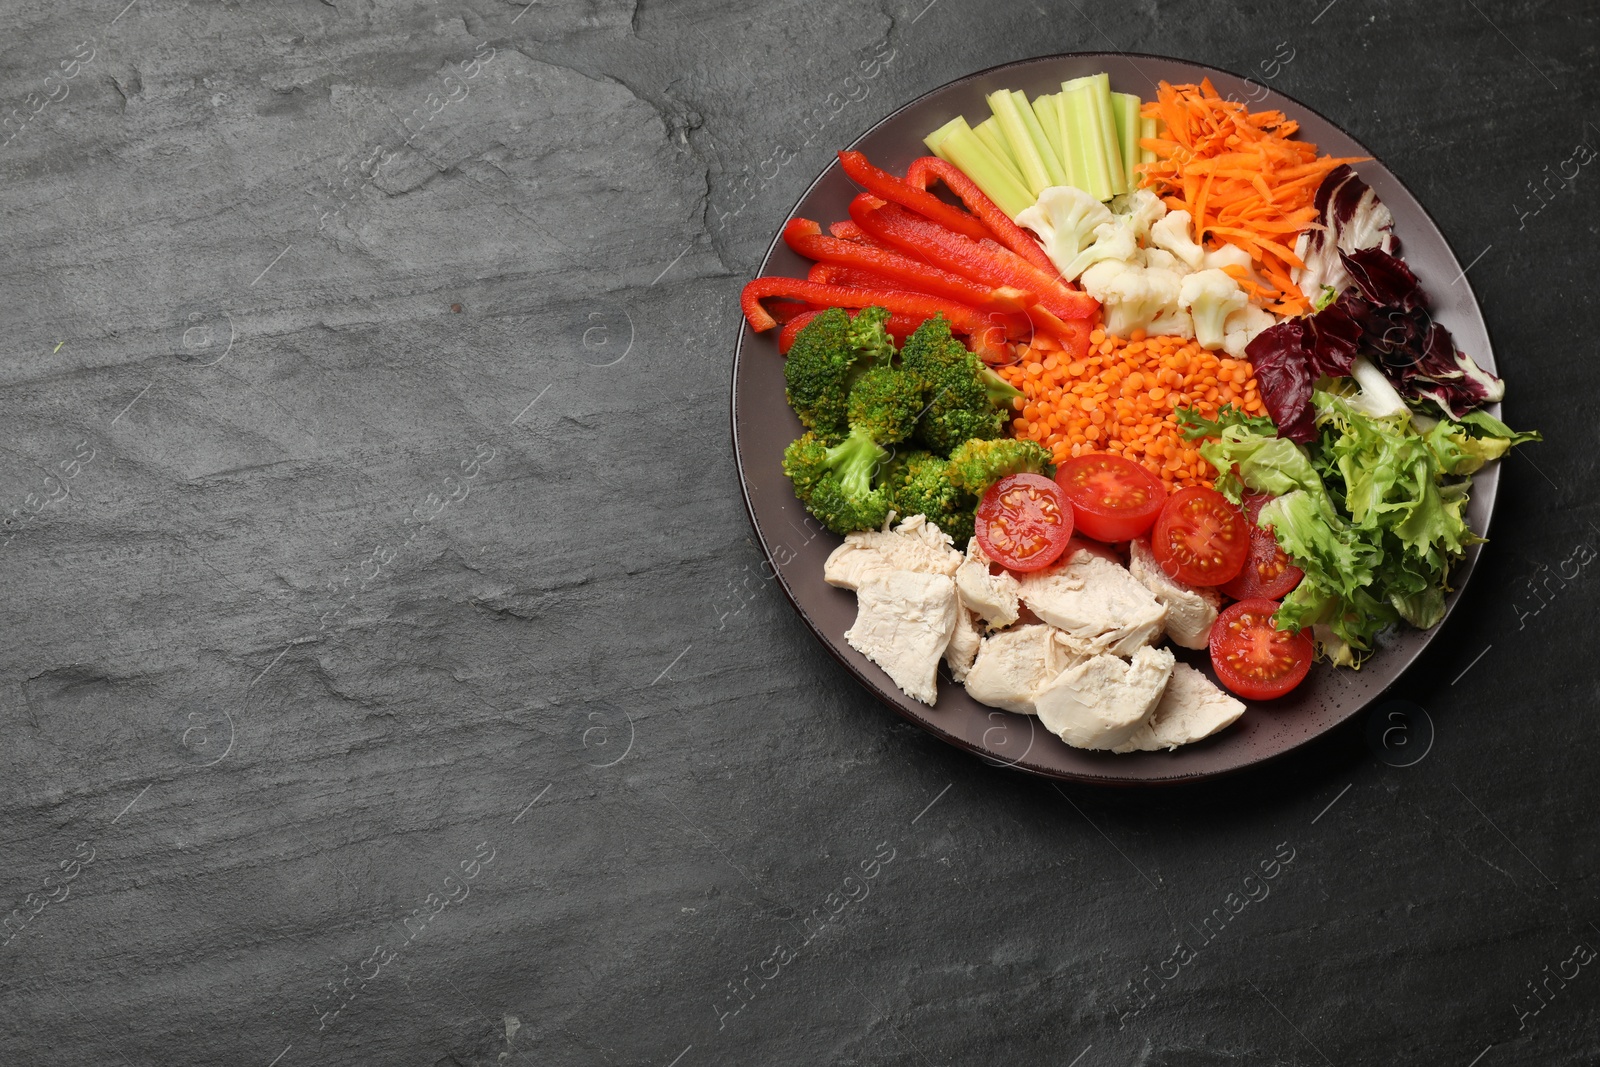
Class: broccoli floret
847,305,897,367
782,432,833,498
888,449,977,544
783,307,895,440
782,430,893,535
948,438,1054,497
847,365,924,446
900,315,1011,455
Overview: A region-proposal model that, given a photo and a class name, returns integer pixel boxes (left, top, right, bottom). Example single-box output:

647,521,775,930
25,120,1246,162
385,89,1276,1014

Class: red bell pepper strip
836,150,995,243
743,278,1017,361
805,261,1081,357
742,277,998,337
905,156,1058,274
849,196,1100,322
778,309,823,354
785,218,1030,313
778,307,928,354
828,220,869,241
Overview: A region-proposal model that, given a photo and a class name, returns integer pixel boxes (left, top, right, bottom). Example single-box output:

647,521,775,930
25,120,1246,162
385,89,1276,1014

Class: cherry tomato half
975,473,1073,573
1053,453,1166,543
1150,486,1249,587
1220,525,1305,601
1209,598,1314,700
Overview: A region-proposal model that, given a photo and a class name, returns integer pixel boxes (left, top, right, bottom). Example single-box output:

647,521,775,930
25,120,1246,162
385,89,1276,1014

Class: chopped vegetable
1014,186,1113,283
886,450,978,543
741,276,1012,357
1292,164,1396,301
1137,79,1366,315
836,151,994,243
1198,388,1535,664
783,431,893,534
1053,452,1166,542
848,196,1100,325
900,315,1015,455
1245,245,1506,436
974,473,1073,572
781,307,893,439
1150,485,1250,586
786,219,1031,313
947,437,1053,497
904,155,1058,271
928,79,1145,211
1209,598,1314,699
925,116,1036,219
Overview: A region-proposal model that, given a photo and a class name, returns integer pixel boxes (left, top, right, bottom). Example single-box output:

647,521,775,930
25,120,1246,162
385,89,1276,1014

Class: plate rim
729,50,1502,786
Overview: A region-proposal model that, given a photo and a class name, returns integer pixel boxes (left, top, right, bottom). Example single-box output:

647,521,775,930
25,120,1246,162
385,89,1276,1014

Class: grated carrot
999,334,1269,491
1135,79,1367,317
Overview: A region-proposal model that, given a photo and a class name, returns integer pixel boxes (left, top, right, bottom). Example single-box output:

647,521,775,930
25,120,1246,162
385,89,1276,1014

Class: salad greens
1195,391,1539,666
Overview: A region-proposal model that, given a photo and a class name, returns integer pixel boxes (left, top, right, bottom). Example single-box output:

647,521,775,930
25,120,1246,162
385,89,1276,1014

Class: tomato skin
975,473,1073,573
1150,486,1249,587
1209,598,1314,700
1220,526,1305,600
1053,453,1166,543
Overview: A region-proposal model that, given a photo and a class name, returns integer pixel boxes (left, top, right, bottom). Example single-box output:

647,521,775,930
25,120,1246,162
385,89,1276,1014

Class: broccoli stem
979,365,1022,408
825,432,889,500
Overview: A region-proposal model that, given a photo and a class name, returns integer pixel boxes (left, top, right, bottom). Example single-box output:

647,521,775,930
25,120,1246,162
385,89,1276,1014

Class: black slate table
2,2,1595,1065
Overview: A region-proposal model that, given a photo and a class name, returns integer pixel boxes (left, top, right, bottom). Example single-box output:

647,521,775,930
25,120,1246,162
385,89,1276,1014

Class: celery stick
1086,74,1127,196
1060,78,1114,201
1139,116,1158,164
1033,93,1064,168
926,116,966,156
987,89,1054,196
1112,92,1142,189
1051,90,1086,193
1012,90,1067,187
973,117,1029,189
925,118,1035,219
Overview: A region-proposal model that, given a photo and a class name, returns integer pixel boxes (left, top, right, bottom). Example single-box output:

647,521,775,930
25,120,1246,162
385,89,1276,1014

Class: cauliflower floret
1201,242,1254,273
1221,304,1277,358
1121,188,1168,242
1149,209,1205,271
1064,216,1141,281
1149,305,1195,339
1179,268,1249,351
1143,248,1181,273
1081,263,1183,339
1016,186,1113,281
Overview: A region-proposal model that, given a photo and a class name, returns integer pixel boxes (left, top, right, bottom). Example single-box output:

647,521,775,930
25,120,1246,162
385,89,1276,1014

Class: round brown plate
731,53,1501,785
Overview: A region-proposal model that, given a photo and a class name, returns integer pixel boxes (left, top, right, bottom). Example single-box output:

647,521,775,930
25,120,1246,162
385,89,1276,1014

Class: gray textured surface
0,1,1595,1065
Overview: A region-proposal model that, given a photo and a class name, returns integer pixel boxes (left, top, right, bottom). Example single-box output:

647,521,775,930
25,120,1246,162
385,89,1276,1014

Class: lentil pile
995,328,1269,489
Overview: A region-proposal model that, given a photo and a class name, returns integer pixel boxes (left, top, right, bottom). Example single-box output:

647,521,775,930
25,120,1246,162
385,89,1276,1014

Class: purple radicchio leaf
1244,320,1319,443
1293,165,1397,301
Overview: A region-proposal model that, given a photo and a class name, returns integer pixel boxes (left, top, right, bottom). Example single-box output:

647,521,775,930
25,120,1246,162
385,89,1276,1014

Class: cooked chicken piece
1126,539,1222,650
1064,536,1123,565
1035,645,1176,750
1016,550,1167,658
954,537,1021,628
1113,662,1247,752
844,570,958,705
963,624,1083,715
944,607,982,683
824,514,963,591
